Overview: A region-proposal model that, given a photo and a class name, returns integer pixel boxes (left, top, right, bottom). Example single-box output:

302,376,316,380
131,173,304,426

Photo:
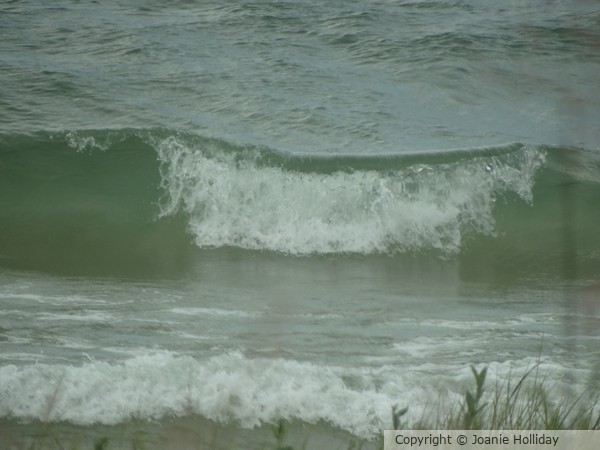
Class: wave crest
156,136,545,254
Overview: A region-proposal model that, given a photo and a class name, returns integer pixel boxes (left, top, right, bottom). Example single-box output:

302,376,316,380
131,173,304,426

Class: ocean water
1,0,599,448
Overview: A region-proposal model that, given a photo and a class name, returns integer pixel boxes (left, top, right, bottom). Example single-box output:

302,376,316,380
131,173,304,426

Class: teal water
1,1,599,448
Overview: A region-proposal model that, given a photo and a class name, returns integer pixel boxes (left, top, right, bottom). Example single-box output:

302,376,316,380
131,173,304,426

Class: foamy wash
1,0,599,448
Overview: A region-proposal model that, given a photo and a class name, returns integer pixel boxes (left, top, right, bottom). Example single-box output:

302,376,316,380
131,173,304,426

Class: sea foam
156,136,545,255
0,351,583,438
0,351,412,437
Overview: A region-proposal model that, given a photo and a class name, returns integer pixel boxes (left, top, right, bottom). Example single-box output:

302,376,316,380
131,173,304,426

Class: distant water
1,1,599,448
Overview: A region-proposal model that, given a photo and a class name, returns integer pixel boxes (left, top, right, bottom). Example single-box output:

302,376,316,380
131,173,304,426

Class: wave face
1,129,599,275
0,130,189,275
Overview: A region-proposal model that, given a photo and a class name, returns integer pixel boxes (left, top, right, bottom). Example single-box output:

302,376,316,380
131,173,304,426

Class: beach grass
429,364,599,431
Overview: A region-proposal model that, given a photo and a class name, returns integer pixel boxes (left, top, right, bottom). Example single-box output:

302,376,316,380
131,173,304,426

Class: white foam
0,292,107,306
65,131,110,153
0,352,438,436
170,307,260,318
165,331,220,341
0,353,53,363
156,137,545,255
418,319,500,330
0,351,586,438
393,336,490,358
37,311,116,323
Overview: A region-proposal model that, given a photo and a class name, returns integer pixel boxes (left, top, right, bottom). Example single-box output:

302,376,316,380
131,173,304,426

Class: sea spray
155,134,545,255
